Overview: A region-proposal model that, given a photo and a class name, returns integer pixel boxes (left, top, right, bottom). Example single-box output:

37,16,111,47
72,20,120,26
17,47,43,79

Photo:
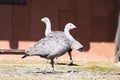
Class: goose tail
77,47,84,52
21,51,29,58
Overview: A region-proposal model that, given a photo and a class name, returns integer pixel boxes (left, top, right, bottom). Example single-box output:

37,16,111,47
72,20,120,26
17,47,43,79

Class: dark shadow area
56,63,67,65
67,63,79,66
56,62,79,66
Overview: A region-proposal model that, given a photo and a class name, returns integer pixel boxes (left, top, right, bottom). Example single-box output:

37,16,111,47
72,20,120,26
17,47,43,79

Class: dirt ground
0,59,120,80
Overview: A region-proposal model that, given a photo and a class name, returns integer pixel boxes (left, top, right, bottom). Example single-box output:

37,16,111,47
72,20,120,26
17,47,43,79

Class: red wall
0,0,117,61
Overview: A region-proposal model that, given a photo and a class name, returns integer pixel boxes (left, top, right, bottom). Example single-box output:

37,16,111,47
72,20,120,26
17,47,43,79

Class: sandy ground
0,59,120,80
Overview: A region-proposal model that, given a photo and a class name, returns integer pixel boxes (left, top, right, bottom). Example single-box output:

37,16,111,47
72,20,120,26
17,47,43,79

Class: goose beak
72,25,76,29
74,26,76,29
77,47,83,52
41,19,44,22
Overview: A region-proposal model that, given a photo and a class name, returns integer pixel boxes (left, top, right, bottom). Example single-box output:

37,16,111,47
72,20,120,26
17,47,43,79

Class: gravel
0,65,120,80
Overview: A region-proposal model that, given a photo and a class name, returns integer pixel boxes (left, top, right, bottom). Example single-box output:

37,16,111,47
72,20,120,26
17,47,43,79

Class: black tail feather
21,54,29,58
77,47,84,52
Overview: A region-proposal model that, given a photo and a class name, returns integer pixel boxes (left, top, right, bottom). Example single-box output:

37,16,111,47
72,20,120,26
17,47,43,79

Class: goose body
41,17,83,64
25,35,71,59
22,23,76,72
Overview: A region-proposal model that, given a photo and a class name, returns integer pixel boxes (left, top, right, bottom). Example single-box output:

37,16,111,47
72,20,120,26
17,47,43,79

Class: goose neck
45,20,51,36
64,27,75,41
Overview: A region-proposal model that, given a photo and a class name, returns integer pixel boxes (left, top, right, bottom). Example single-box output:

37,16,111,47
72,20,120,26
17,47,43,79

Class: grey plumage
41,17,83,65
22,23,76,72
23,36,71,59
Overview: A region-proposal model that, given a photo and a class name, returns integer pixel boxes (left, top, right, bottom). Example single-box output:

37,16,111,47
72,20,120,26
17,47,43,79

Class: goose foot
68,60,73,65
68,62,74,65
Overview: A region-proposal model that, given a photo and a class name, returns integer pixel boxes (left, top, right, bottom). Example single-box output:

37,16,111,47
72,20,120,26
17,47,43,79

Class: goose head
41,17,50,23
65,23,76,30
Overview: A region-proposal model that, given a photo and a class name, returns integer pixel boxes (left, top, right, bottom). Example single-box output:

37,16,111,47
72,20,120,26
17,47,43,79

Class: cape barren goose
41,17,83,65
22,23,79,72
